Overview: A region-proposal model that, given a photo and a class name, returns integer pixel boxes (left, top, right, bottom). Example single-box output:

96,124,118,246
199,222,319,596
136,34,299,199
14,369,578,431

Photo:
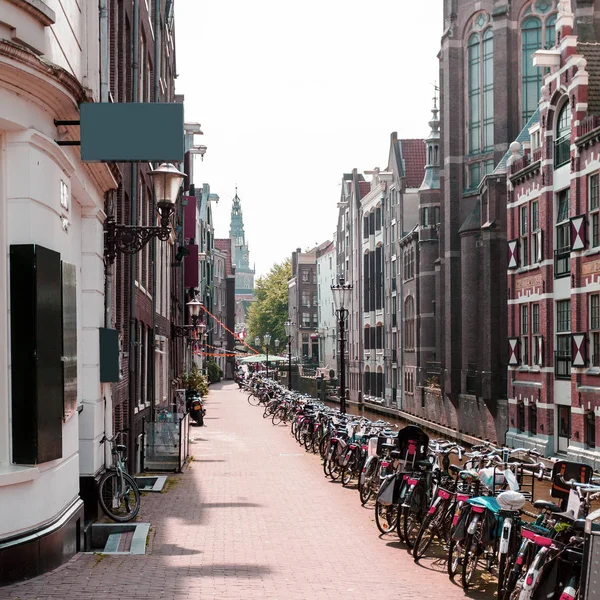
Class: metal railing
143,410,191,472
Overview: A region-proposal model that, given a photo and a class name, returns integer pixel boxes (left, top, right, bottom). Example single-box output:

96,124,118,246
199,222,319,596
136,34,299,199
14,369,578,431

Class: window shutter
508,239,519,269
537,229,543,262
572,333,587,367
571,215,587,251
508,337,520,365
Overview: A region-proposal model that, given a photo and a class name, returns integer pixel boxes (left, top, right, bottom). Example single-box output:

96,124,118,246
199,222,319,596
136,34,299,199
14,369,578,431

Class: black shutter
10,245,63,464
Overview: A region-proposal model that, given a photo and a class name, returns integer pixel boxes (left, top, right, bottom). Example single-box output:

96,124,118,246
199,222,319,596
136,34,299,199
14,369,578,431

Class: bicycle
97,431,141,522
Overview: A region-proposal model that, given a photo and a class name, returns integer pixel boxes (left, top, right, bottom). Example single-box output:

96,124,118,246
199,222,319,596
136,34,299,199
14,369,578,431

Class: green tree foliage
182,363,209,396
246,259,291,352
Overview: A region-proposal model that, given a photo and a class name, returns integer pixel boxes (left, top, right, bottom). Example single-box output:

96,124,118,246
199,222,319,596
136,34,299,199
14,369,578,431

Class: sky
175,0,444,278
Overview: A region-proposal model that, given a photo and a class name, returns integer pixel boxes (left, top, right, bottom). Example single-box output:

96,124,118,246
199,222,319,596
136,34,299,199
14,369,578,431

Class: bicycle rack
581,507,600,599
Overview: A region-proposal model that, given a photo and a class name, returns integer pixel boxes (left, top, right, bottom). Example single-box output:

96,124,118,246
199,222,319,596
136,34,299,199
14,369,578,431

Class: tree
246,259,291,353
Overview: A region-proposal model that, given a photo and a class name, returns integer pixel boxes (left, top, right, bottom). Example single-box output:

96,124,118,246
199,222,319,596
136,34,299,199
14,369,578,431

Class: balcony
576,115,600,138
554,136,570,168
554,247,571,278
509,154,531,175
555,351,572,379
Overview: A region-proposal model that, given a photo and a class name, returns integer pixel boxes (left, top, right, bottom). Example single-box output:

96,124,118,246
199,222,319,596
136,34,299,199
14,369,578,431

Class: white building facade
317,241,336,372
0,0,116,583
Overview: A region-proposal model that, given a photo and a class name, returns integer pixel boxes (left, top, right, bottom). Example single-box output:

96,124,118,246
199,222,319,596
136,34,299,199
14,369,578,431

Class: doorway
557,405,571,454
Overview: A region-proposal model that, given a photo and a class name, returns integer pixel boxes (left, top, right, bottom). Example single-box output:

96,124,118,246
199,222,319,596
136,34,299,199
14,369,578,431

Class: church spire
420,89,441,190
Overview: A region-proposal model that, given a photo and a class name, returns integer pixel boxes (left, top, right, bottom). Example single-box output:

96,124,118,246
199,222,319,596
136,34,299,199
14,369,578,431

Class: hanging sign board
80,103,184,162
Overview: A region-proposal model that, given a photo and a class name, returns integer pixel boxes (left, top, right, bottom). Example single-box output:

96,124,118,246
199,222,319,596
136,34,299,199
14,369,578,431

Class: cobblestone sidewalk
1,383,491,600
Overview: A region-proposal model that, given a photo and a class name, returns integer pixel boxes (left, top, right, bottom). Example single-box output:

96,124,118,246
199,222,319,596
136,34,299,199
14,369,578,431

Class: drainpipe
150,0,160,414
100,0,113,467
129,0,140,464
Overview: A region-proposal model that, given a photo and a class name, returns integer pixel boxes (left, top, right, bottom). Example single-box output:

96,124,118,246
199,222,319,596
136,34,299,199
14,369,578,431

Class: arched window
554,101,571,168
434,145,439,165
467,14,493,156
404,296,415,350
521,4,558,125
364,365,371,395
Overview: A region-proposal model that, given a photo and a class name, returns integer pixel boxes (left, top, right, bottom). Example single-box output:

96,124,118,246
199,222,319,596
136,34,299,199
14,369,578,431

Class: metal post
339,309,347,414
287,335,292,390
266,346,269,379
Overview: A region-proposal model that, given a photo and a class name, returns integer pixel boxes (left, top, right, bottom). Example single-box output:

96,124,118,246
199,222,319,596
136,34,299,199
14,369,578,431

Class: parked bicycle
98,431,141,522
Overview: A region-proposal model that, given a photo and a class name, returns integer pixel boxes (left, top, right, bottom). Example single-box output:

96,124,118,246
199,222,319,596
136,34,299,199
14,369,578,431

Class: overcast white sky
175,1,444,277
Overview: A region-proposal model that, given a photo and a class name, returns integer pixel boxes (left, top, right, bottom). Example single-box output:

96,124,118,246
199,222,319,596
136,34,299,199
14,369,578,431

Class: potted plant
182,363,209,396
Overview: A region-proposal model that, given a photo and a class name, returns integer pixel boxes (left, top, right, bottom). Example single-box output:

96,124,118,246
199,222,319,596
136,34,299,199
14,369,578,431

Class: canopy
239,354,288,364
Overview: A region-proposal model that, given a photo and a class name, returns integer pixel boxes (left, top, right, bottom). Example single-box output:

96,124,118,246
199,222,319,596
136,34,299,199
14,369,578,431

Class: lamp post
104,163,186,262
254,337,260,373
284,320,293,390
263,332,271,378
274,339,280,382
331,276,353,414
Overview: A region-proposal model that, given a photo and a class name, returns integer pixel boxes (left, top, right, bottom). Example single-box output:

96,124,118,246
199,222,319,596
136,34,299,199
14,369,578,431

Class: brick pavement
1,383,491,600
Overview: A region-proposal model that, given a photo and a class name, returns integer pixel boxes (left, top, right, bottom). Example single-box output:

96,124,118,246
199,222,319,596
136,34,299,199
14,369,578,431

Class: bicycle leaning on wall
97,431,141,522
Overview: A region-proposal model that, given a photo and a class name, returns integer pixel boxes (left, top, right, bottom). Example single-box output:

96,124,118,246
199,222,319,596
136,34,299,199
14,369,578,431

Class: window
364,216,369,239
521,304,529,365
312,313,318,328
590,173,599,248
302,312,310,327
586,412,596,448
521,9,557,126
555,102,571,168
555,189,571,277
529,404,537,435
403,247,414,281
301,269,309,282
533,303,541,365
312,291,318,307
520,205,529,267
590,294,600,367
469,162,481,190
517,402,525,433
312,270,317,284
301,290,310,307
531,200,540,263
556,299,571,378
302,333,309,359
375,207,382,231
404,296,415,350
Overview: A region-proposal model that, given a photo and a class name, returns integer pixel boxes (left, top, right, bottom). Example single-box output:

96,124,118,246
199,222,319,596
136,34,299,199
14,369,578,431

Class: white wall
317,249,336,370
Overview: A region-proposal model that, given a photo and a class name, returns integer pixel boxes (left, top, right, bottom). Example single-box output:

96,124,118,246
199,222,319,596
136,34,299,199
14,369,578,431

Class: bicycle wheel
272,407,285,425
341,452,357,486
402,506,423,549
359,460,377,505
248,393,260,406
413,514,437,560
461,532,482,590
328,454,341,480
447,539,464,580
375,501,398,534
497,553,509,599
98,471,141,523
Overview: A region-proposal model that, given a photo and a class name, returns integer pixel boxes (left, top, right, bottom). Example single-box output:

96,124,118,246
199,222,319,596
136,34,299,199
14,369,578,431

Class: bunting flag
198,303,260,354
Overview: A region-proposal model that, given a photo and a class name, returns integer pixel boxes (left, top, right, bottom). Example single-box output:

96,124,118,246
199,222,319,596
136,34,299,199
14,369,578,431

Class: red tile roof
400,139,426,188
215,238,235,277
358,181,371,199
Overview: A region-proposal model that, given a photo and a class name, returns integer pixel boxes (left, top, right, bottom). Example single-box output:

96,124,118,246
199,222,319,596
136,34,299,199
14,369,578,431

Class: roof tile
400,139,427,188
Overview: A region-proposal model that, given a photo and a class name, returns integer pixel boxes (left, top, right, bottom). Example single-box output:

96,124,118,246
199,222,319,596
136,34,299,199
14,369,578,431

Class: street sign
80,103,184,162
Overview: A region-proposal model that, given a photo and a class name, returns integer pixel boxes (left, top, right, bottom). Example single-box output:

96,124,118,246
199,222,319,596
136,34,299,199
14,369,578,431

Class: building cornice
7,0,55,26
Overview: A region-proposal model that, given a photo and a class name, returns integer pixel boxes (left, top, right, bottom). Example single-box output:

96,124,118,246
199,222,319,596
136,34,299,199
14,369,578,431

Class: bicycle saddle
116,444,127,451
381,443,396,450
449,464,462,475
417,460,433,470
533,499,562,513
391,450,402,459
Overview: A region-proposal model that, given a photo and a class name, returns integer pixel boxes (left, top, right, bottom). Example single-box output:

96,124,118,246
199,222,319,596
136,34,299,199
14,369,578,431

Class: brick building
104,0,181,476
506,3,600,468
215,238,237,379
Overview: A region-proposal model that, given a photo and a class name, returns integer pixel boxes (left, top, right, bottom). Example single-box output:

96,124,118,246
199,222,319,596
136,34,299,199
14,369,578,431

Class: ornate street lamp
172,299,205,338
331,276,353,414
105,163,186,262
263,332,271,378
284,320,293,391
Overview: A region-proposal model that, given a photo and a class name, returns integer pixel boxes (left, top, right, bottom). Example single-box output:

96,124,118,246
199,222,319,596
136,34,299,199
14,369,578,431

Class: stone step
103,533,121,553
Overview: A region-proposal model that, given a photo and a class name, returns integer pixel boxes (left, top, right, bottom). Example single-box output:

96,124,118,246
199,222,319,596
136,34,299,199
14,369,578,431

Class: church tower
229,190,255,302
